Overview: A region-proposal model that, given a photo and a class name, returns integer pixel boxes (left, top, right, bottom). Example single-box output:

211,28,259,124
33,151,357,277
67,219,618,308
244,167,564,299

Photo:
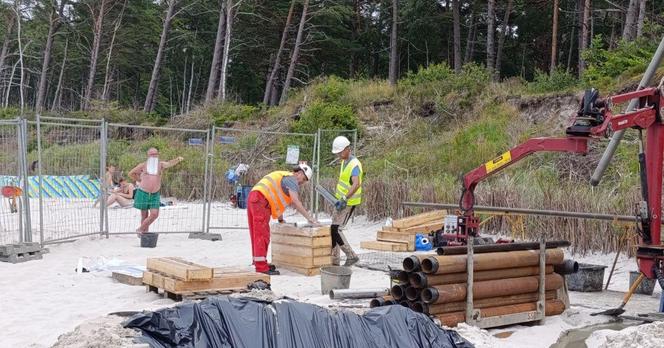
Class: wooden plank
271,234,331,248
391,210,446,229
397,221,442,234
360,240,409,252
272,254,332,268
146,257,213,281
213,266,256,274
143,271,270,293
271,224,330,237
376,231,417,241
271,243,331,257
277,264,320,276
112,271,144,286
376,237,414,251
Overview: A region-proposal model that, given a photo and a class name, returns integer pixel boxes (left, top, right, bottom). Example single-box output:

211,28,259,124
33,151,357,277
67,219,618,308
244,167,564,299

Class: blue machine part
415,234,432,251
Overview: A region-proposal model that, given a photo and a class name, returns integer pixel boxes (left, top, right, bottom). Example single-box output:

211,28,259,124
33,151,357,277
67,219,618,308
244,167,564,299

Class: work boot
331,245,341,266
340,244,359,266
261,269,280,276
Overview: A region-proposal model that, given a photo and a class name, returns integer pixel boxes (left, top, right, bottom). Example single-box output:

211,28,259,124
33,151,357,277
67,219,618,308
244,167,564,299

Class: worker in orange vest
248,164,319,275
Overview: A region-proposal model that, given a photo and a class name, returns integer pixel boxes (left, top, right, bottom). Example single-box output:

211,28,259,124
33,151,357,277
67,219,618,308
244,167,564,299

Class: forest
0,0,663,118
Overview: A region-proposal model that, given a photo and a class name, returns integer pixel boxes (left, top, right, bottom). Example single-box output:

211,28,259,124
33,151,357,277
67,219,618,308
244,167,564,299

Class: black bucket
140,233,159,248
566,263,607,292
629,271,656,295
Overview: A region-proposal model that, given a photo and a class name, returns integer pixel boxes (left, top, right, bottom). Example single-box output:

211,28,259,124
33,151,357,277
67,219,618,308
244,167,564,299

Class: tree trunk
550,0,559,73
494,0,514,81
263,0,295,105
623,0,638,41
566,0,577,73
350,0,361,77
486,0,496,78
388,0,398,85
102,0,127,102
464,7,475,64
186,59,194,113
578,0,590,77
280,0,309,104
51,37,68,111
636,0,646,38
205,1,226,104
83,0,107,110
144,0,178,113
14,2,25,113
452,0,461,73
217,0,235,102
0,14,15,98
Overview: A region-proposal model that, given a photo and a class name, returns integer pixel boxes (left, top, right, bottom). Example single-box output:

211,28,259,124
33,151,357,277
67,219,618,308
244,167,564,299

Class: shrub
292,101,359,134
582,36,655,89
527,69,578,94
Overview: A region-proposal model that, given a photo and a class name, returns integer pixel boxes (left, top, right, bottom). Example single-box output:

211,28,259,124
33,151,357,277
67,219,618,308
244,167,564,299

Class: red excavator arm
456,87,664,279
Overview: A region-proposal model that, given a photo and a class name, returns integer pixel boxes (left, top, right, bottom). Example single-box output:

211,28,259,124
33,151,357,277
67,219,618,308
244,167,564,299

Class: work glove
335,198,347,211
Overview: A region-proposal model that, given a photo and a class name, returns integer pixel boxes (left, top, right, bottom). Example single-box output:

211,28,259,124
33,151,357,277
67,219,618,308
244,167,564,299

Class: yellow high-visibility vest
335,157,363,206
252,171,293,218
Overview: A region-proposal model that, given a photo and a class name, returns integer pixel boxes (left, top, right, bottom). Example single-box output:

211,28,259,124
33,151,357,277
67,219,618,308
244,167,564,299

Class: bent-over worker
248,164,318,275
331,136,363,266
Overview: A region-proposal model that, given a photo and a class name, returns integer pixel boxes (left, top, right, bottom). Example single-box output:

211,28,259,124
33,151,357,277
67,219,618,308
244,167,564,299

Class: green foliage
527,69,578,94
0,108,20,120
582,37,655,89
292,101,359,135
208,102,261,126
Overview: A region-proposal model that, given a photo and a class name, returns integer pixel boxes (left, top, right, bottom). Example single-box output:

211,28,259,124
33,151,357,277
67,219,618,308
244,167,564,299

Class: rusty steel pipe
402,255,432,272
421,249,564,274
422,291,557,315
390,284,408,301
436,299,566,327
412,301,426,313
396,270,410,284
405,286,422,301
421,273,564,304
409,265,554,288
553,259,579,275
436,241,570,255
369,296,396,308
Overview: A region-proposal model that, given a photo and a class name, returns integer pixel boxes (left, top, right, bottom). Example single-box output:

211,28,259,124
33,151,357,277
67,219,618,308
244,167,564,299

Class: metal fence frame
1,117,358,246
204,126,319,233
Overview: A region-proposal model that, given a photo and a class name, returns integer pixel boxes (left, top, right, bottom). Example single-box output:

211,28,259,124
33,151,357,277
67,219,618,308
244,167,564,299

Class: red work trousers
247,190,272,273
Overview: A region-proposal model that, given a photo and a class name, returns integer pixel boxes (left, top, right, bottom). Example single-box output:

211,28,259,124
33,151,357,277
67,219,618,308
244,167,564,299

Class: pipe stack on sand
370,248,570,327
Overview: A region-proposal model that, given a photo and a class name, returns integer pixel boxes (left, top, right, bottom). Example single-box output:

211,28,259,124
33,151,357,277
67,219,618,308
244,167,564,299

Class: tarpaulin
124,296,473,348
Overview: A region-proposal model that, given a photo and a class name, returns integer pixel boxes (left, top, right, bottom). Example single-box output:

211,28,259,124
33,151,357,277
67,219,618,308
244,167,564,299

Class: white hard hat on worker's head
297,163,313,180
332,136,351,154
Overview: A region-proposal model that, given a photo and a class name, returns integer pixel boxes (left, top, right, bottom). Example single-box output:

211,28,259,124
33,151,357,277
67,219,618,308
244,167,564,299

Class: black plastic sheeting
124,296,474,348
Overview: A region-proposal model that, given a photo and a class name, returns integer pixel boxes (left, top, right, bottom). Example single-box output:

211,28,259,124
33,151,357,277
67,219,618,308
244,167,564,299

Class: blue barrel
237,185,252,209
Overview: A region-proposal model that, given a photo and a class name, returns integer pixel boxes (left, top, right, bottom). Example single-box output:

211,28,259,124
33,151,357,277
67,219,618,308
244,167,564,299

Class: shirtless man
129,148,184,234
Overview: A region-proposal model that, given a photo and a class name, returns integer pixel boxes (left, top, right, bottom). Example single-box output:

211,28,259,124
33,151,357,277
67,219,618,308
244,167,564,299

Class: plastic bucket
140,233,159,248
320,266,352,295
566,263,607,292
629,271,656,295
237,185,252,209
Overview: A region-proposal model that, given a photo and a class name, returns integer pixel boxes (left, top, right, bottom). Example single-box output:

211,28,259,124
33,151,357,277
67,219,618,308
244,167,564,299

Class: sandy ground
1,205,663,348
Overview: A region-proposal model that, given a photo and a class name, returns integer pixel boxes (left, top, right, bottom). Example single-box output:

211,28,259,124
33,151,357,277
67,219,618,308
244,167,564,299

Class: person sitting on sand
106,178,135,208
93,165,122,207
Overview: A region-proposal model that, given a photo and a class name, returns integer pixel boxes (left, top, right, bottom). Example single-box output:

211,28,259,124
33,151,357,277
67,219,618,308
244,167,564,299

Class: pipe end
421,257,439,274
369,298,383,308
421,288,439,304
403,256,421,272
391,284,405,300
405,286,421,301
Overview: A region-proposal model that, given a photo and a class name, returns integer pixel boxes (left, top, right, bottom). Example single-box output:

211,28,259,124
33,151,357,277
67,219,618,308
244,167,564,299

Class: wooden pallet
360,240,409,252
0,243,48,263
146,257,214,281
275,264,321,276
145,284,248,301
271,224,332,276
143,269,269,293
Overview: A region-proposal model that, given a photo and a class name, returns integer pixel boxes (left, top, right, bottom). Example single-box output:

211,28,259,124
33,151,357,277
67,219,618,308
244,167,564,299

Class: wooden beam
146,257,213,281
271,243,331,257
143,270,269,293
271,234,331,248
392,210,446,229
360,240,409,252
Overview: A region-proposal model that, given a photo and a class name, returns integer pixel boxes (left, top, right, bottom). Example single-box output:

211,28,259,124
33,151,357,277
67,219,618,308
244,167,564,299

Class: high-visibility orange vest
251,171,293,219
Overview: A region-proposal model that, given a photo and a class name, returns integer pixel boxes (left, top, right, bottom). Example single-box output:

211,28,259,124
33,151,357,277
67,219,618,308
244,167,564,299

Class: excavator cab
566,89,606,136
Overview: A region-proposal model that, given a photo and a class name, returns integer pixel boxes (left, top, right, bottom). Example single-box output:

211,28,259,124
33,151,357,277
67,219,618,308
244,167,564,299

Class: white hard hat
298,163,313,180
332,136,351,154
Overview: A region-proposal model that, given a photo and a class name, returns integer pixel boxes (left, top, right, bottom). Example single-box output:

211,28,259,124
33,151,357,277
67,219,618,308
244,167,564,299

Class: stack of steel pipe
370,243,573,327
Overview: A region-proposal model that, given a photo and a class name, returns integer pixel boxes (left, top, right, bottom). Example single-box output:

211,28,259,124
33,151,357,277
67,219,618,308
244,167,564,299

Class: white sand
2,204,662,348
586,321,664,348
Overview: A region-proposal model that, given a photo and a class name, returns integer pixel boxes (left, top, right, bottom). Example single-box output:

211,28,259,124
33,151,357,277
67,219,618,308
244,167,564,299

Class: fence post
19,119,32,243
99,119,108,237
202,127,212,233
205,126,217,234
35,114,45,245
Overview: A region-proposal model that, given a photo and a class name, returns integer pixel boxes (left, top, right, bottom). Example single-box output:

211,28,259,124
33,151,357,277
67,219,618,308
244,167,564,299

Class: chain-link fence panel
27,117,104,244
205,127,317,232
0,119,25,245
105,124,210,235
315,129,357,217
